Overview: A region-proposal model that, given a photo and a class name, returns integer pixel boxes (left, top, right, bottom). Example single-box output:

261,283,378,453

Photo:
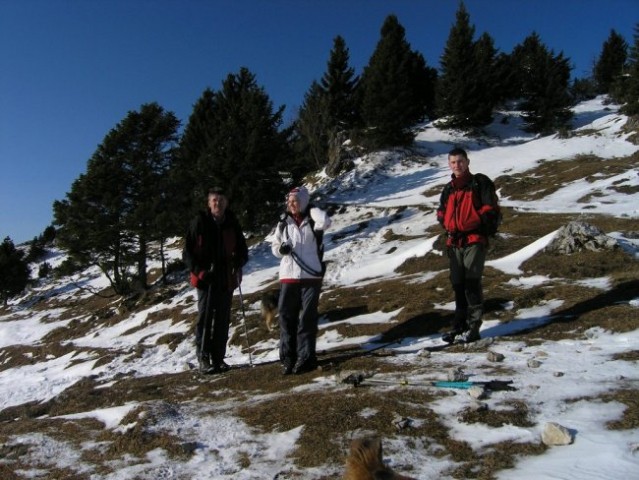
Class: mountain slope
1,97,638,480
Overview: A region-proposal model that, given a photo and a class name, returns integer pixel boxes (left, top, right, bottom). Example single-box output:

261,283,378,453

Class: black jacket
183,209,248,290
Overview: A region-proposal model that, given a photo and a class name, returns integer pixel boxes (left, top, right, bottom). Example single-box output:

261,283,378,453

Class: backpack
443,173,502,237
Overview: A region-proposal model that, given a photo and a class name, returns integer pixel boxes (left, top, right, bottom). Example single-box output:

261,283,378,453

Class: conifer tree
320,36,359,132
295,36,358,171
436,2,498,129
200,68,291,230
54,103,179,294
0,236,30,306
471,32,500,125
174,88,218,223
620,23,639,115
358,15,436,148
295,80,332,169
511,33,573,134
594,29,628,94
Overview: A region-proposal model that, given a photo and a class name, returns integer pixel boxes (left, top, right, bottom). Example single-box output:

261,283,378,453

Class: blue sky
1,0,636,244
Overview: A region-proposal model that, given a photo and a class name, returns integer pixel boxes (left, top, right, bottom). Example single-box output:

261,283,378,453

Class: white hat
288,186,309,212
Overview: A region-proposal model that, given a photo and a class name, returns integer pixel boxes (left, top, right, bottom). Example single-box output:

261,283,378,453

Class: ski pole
236,271,253,367
200,271,214,366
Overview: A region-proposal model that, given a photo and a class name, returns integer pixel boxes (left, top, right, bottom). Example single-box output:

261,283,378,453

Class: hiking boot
457,328,481,343
282,360,294,375
213,361,230,373
198,354,212,373
442,329,464,344
293,359,317,375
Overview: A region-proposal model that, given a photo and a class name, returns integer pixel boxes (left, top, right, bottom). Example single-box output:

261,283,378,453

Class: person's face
208,193,227,218
448,154,470,177
287,195,301,215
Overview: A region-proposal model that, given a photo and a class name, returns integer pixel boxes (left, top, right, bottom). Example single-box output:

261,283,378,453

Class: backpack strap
470,173,502,235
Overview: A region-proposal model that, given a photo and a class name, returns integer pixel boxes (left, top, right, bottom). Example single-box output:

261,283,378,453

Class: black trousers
196,285,233,364
278,282,321,367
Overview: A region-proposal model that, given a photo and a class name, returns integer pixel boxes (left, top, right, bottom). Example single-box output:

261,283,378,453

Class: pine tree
121,103,180,289
54,103,179,294
358,15,436,147
492,52,519,105
0,237,30,306
54,148,132,293
620,23,639,116
511,33,573,134
200,68,291,230
437,2,476,124
320,35,359,132
174,88,218,223
295,80,332,169
594,29,628,94
471,32,500,125
294,36,359,172
436,2,498,129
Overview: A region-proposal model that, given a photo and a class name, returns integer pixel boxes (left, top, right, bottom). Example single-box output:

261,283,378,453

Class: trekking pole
199,272,214,370
236,271,254,367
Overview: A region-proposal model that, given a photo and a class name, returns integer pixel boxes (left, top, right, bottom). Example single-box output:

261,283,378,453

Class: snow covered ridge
1,96,639,479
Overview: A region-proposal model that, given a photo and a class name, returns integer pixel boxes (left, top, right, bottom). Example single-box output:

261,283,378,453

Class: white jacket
272,207,331,281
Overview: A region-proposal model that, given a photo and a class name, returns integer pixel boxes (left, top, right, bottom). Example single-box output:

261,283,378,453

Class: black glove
279,243,292,255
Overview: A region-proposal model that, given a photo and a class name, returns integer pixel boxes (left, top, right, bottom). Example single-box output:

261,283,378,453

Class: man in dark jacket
437,148,500,344
183,187,249,373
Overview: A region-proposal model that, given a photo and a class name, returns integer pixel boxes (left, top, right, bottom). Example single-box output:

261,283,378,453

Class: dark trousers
196,286,233,364
278,282,321,367
448,243,485,331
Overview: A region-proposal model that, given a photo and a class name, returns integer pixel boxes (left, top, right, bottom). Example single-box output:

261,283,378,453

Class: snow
1,96,639,478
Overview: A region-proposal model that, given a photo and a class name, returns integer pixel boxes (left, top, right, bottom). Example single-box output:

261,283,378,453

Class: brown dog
344,437,417,480
260,289,279,331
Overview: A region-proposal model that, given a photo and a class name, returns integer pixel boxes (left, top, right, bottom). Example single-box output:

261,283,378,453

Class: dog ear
350,436,383,466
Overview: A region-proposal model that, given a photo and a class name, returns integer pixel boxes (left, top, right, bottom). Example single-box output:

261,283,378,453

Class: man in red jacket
183,187,248,373
437,148,499,344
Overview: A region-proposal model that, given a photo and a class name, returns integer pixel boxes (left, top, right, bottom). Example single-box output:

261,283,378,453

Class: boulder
542,422,573,446
545,221,617,254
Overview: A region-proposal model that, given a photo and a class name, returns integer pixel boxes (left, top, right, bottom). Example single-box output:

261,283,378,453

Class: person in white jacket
271,186,331,375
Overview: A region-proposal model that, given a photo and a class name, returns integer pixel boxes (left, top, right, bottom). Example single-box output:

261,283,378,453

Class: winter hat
288,186,310,212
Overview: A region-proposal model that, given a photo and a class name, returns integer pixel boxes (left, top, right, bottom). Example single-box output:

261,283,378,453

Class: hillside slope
1,97,638,479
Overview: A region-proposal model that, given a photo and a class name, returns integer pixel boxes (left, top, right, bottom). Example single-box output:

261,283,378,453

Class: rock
545,221,618,254
542,422,573,446
468,385,486,399
527,359,542,368
447,367,469,382
470,337,494,349
487,351,505,362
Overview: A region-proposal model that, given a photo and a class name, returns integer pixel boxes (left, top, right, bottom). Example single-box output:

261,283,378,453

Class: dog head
344,437,416,480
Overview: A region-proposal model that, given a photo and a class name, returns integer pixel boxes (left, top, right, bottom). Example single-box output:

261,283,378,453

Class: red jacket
437,171,497,248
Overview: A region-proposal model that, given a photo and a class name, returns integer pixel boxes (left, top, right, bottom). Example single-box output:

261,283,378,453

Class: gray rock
487,351,505,362
527,359,542,368
448,367,469,382
545,221,618,254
